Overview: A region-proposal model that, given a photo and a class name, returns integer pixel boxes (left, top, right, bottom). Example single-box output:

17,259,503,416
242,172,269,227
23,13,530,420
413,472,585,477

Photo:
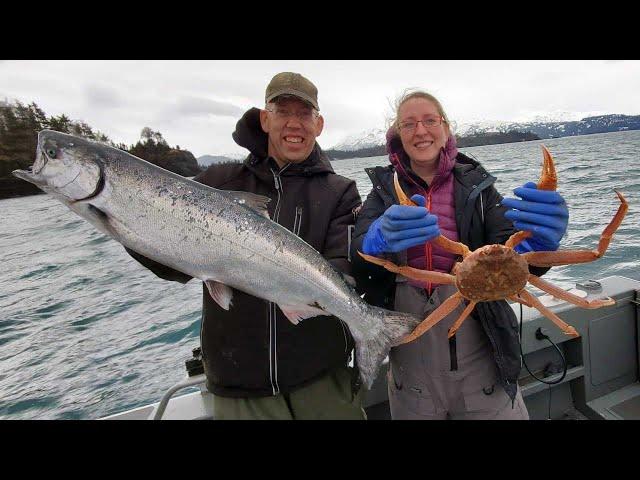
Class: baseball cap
265,72,319,110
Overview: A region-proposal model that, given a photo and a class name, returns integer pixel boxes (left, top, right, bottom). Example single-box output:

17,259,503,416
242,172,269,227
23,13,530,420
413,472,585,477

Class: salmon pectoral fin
205,280,234,310
225,190,271,218
278,304,330,325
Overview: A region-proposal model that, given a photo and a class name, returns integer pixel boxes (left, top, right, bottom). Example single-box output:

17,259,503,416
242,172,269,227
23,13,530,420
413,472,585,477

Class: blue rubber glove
501,182,569,253
362,194,440,255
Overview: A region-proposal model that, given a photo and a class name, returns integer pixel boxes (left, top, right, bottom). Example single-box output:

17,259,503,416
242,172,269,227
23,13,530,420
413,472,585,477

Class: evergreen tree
1,103,200,198
47,114,72,133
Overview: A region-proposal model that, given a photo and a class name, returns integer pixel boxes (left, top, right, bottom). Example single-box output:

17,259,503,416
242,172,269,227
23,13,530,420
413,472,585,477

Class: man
126,72,365,419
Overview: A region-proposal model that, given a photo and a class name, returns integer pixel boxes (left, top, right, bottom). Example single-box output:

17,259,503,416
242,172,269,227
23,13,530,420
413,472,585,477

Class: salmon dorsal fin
224,191,271,218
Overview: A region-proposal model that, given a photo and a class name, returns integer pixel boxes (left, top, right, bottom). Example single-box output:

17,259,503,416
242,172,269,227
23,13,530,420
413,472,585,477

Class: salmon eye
46,148,56,157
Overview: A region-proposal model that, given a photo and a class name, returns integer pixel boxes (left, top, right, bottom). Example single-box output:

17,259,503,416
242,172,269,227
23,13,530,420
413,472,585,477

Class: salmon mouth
32,147,49,174
11,147,49,184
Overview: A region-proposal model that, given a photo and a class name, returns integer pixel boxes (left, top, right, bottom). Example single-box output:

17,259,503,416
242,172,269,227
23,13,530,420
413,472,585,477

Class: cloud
173,96,244,118
2,60,639,157
85,85,124,109
144,114,242,158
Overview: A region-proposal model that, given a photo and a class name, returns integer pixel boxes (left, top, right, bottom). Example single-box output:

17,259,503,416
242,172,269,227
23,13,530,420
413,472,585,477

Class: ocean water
1,130,639,419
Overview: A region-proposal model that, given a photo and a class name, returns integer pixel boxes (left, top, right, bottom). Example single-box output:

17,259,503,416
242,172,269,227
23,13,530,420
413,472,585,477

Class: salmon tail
355,308,421,390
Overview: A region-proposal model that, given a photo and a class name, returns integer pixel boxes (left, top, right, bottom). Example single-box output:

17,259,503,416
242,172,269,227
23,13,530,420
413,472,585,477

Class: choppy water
1,130,639,419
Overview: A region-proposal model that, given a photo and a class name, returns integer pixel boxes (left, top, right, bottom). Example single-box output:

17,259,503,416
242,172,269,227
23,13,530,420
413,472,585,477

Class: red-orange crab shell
455,244,530,301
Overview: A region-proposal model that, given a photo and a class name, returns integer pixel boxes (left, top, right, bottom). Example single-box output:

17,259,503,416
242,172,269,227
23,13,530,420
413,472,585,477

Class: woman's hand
362,194,440,255
501,182,569,253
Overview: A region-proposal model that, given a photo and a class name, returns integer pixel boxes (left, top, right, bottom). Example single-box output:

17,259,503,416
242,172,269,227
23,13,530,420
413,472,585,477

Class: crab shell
455,244,529,301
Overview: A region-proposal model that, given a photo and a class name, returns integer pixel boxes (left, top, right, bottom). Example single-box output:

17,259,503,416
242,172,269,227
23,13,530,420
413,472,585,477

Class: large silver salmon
13,130,420,389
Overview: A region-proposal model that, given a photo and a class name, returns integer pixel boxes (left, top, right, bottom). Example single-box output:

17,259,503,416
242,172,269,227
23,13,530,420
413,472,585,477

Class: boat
101,275,640,420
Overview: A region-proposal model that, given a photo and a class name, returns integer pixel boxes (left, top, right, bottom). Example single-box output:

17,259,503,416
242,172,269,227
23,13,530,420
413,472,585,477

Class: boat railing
150,374,207,420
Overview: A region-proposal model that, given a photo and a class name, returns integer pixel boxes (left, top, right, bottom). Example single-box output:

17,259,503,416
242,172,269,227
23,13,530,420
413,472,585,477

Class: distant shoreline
4,129,639,201
327,128,640,161
0,179,44,200
326,131,540,160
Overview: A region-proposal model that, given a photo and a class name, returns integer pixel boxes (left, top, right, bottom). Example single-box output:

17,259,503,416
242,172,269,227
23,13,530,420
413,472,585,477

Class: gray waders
388,280,529,420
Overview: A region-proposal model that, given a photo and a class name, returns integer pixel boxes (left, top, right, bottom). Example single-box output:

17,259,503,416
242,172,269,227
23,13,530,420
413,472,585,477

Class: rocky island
0,101,202,200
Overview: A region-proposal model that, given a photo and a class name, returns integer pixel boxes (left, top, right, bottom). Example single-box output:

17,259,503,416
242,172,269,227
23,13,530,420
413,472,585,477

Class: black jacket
350,152,549,400
127,108,362,397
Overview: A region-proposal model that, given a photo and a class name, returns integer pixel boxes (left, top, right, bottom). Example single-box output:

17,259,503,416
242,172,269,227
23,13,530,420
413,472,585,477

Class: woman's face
397,97,449,167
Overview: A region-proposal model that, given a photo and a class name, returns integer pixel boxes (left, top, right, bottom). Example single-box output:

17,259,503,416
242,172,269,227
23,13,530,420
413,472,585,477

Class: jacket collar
365,151,496,203
452,152,496,188
385,127,458,191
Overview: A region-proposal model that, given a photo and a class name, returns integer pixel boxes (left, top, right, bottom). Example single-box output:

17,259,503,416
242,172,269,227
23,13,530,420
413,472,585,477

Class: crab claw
394,171,417,206
537,145,558,191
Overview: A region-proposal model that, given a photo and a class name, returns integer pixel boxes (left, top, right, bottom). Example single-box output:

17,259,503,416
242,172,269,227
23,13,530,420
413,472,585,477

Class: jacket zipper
293,205,303,237
268,302,278,395
268,164,290,395
425,186,458,370
427,188,458,371
425,190,433,296
395,169,457,370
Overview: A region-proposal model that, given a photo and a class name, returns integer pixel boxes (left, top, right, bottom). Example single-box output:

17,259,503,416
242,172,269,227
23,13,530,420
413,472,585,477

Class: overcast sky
1,60,639,158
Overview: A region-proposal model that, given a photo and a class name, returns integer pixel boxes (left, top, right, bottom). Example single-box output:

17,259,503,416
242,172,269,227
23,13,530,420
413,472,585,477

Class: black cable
518,303,568,385
518,302,569,419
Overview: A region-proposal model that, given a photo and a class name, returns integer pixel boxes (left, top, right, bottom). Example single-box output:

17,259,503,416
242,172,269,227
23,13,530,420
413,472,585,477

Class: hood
385,126,458,190
232,107,334,176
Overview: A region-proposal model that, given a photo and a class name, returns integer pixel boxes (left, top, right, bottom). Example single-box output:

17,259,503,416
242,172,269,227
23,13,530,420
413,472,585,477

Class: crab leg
393,171,471,258
537,144,558,191
394,292,465,345
505,230,533,249
357,252,456,285
447,300,477,338
527,274,615,309
523,190,628,267
508,292,534,307
518,289,579,337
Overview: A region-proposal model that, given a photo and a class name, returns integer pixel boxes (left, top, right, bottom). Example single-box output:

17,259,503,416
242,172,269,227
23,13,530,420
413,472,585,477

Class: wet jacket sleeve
122,168,212,284
124,247,193,284
482,184,550,277
323,179,362,276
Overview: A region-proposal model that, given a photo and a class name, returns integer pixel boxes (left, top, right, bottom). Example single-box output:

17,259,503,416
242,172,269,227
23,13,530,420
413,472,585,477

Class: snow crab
359,145,628,344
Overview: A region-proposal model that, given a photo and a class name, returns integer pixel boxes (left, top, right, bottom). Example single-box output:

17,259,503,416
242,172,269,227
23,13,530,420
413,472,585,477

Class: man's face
259,97,324,166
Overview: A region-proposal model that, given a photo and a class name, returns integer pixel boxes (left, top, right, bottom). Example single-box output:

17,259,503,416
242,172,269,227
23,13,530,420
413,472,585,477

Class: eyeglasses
265,106,319,123
398,116,445,133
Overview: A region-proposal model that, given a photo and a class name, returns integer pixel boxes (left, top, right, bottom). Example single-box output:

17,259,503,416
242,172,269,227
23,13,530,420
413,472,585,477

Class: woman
350,90,569,420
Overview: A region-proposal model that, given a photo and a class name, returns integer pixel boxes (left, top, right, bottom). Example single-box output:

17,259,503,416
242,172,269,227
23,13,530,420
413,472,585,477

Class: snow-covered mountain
328,114,640,151
330,128,387,151
327,121,532,150
452,113,582,137
198,114,640,159
197,151,246,167
456,114,640,139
